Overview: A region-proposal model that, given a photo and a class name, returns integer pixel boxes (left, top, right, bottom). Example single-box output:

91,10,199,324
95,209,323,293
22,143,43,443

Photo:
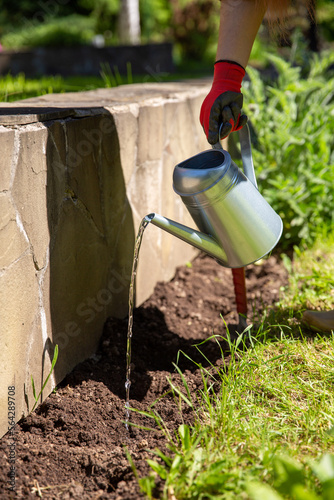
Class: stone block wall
0,81,210,438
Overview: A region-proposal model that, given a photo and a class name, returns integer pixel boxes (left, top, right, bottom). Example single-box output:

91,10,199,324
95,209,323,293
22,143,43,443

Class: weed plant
26,344,58,413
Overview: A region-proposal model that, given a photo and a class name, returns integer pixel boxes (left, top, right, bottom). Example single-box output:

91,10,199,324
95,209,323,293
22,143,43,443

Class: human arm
200,1,267,144
216,1,266,68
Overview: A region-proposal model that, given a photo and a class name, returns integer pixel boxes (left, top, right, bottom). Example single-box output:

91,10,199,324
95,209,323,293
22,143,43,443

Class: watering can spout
147,212,230,266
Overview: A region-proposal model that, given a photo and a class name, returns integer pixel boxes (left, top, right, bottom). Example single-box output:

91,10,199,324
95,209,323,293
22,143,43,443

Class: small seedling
31,344,58,412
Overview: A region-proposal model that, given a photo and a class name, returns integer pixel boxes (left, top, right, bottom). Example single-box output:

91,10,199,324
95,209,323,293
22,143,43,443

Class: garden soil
0,253,290,499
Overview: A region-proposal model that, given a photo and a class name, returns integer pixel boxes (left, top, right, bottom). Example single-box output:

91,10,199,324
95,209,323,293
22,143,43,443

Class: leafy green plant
239,50,334,249
247,453,334,500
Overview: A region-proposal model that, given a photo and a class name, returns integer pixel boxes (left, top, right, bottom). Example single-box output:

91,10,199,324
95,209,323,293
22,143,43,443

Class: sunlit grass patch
132,328,334,499
236,337,334,450
280,231,334,312
0,73,104,102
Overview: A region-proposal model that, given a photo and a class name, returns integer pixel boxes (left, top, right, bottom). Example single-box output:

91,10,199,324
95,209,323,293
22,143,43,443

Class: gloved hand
200,60,248,145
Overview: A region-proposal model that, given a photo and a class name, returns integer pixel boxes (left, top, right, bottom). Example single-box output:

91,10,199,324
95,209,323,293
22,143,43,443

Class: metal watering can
148,124,283,269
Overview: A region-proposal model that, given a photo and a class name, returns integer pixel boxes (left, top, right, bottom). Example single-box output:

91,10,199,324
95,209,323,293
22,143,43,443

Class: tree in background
118,0,141,43
78,0,142,44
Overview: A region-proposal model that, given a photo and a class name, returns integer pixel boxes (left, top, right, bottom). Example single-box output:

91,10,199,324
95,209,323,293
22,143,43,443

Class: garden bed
0,253,289,499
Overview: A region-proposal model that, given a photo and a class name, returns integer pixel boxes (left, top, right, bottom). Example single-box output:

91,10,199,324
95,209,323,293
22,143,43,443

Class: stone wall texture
0,81,210,438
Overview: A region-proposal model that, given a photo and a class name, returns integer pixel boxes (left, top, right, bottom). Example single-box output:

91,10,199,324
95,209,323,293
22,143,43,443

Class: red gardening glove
200,60,248,145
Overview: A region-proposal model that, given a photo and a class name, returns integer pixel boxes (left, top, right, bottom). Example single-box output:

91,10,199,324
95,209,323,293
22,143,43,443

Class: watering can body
149,124,283,268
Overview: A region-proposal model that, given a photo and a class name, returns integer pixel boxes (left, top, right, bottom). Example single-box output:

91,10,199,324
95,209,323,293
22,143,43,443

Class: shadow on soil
62,303,227,404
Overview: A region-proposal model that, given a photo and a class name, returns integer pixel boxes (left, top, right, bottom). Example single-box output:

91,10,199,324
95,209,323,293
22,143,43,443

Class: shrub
1,15,95,49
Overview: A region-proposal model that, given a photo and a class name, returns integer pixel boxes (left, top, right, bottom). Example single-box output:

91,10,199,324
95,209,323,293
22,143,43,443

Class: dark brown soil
0,254,289,499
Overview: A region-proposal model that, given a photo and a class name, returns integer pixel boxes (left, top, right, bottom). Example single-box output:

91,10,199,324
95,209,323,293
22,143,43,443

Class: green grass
0,72,148,102
135,333,334,499
0,63,213,103
130,231,334,499
280,230,334,313
0,73,104,102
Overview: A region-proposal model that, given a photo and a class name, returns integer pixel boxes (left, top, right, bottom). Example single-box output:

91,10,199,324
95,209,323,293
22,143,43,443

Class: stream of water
125,214,154,430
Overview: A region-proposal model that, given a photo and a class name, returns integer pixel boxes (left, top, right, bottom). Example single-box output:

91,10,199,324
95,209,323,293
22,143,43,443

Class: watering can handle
213,122,258,189
238,123,258,189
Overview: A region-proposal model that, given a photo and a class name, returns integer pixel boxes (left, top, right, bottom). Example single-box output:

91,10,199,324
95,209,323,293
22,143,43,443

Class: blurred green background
0,0,333,66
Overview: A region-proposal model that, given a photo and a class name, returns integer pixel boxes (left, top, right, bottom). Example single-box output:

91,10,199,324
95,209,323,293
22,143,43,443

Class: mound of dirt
0,254,289,499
